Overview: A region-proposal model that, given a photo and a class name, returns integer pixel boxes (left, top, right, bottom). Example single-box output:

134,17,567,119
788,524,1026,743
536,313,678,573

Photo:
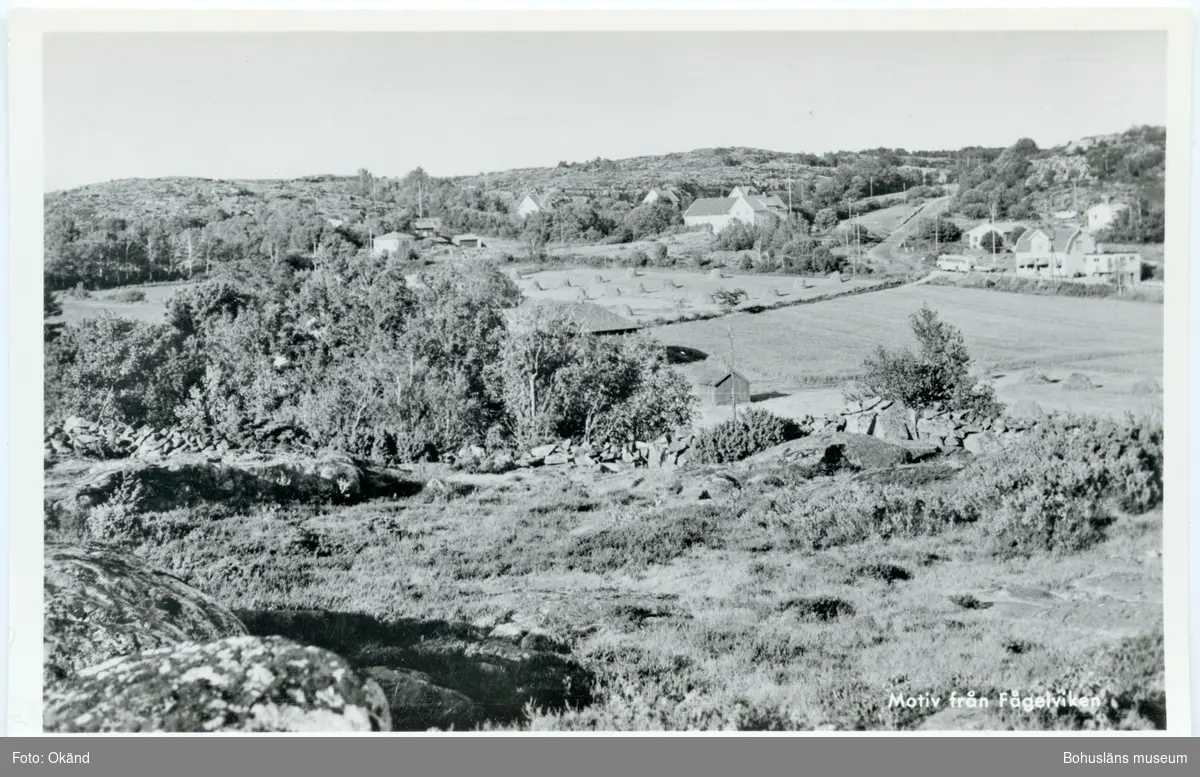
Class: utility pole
728,325,738,421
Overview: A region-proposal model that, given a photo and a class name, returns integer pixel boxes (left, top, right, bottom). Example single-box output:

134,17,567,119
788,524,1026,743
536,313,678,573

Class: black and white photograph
19,12,1186,734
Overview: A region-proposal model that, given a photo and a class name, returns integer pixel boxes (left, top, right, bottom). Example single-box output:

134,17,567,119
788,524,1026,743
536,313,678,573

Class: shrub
781,482,969,551
106,288,146,303
984,460,1114,556
691,409,795,464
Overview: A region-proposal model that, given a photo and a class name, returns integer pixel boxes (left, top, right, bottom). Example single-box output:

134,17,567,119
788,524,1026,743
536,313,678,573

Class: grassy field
654,284,1162,400
52,282,190,326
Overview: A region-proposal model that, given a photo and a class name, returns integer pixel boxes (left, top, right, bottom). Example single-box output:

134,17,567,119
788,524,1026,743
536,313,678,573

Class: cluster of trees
713,217,848,275
45,257,696,460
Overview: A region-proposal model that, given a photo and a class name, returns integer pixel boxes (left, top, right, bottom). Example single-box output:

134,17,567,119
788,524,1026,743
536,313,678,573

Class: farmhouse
452,233,484,249
1085,201,1130,232
965,221,1027,251
371,231,415,258
683,191,788,234
694,366,751,407
1011,226,1138,282
517,193,557,219
513,299,641,336
642,187,680,206
413,218,443,237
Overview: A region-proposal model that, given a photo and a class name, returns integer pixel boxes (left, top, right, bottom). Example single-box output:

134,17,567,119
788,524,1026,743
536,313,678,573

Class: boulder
363,666,485,732
963,431,1001,456
872,404,912,442
844,412,876,436
44,543,248,684
44,636,391,733
529,443,557,459
543,452,571,466
818,432,920,470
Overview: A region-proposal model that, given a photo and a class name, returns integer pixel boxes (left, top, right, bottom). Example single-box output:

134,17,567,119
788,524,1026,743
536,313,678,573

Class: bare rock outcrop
44,543,248,683
44,636,391,733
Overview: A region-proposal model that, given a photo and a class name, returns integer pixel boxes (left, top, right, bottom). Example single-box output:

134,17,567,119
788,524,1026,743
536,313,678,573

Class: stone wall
44,416,308,463
840,396,1043,454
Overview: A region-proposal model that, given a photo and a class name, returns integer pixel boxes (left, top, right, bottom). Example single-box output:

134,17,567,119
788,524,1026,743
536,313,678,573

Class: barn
694,366,751,407
509,300,641,336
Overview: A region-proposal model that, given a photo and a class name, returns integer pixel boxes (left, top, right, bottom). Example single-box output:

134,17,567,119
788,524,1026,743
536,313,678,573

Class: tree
858,304,1002,434
813,208,839,233
44,286,64,343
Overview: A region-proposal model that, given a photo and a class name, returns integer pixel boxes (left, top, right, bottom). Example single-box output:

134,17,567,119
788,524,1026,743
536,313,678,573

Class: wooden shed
695,366,751,407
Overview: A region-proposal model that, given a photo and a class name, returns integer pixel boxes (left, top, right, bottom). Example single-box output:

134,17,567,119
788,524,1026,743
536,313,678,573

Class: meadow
653,284,1163,397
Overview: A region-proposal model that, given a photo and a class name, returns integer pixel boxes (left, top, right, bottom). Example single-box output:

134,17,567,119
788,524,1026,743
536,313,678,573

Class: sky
43,30,1167,191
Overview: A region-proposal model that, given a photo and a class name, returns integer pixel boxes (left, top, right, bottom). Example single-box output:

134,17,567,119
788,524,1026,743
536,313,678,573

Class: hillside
43,126,1164,292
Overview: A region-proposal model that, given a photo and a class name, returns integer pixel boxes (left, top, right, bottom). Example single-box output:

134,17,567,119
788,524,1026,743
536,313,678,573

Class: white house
517,193,560,219
371,232,415,258
642,187,680,206
727,186,758,199
682,192,788,234
1085,202,1130,232
1013,226,1110,278
965,221,1027,251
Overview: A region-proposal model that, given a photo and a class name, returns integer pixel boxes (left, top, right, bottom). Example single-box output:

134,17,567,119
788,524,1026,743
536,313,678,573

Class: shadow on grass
751,391,790,402
665,345,709,365
235,608,594,731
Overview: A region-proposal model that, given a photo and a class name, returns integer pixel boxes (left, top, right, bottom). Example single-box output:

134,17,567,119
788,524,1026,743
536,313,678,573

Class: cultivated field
509,267,877,324
656,284,1162,387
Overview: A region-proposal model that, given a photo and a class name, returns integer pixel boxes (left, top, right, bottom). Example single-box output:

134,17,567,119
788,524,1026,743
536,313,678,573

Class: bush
106,289,146,303
985,460,1114,556
691,409,795,464
949,414,1163,554
778,481,970,551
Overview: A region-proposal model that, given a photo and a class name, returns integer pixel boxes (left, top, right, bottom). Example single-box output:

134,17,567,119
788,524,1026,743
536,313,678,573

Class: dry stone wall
840,395,1042,454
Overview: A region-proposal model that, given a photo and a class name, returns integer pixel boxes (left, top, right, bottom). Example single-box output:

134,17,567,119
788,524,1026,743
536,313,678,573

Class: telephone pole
728,325,738,421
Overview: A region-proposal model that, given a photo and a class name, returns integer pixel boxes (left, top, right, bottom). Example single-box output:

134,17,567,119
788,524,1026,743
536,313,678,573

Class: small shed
413,217,443,237
695,366,751,407
453,233,484,249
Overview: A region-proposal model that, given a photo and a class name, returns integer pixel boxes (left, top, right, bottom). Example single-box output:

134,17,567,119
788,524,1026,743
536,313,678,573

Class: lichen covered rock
44,543,248,683
44,636,392,733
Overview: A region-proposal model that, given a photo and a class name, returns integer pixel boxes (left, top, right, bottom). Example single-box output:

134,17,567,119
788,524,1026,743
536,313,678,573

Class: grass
653,284,1163,395
50,414,1165,731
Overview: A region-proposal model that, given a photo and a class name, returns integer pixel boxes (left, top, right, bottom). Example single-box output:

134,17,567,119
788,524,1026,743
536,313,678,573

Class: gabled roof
1013,225,1090,253
684,197,737,218
744,194,787,213
1086,201,1129,214
514,299,640,334
645,187,680,204
695,365,749,387
966,221,1025,238
413,217,442,229
728,186,758,197
375,231,414,241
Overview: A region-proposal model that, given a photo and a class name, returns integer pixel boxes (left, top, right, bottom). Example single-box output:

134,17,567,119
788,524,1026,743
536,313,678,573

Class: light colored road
863,195,952,273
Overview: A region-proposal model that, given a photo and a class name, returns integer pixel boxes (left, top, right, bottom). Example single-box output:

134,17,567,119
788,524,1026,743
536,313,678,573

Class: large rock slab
44,636,392,733
44,452,413,519
364,666,486,732
44,543,248,683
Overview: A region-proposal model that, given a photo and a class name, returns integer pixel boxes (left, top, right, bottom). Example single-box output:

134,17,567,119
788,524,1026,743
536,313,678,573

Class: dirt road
865,195,952,273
